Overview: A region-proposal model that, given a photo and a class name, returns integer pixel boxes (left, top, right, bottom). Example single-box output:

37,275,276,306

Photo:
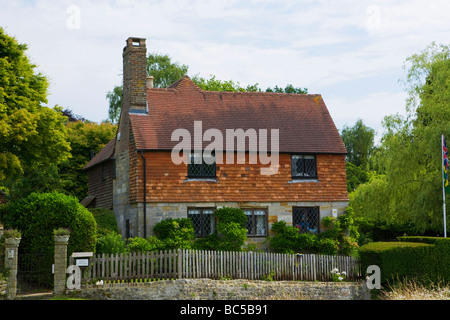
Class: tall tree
350,43,450,234
340,119,375,192
0,28,70,182
341,119,375,168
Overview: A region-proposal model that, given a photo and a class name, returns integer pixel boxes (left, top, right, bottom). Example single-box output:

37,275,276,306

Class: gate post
54,234,70,295
4,237,21,300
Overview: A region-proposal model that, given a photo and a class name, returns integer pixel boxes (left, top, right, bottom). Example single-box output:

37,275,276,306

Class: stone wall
67,279,370,300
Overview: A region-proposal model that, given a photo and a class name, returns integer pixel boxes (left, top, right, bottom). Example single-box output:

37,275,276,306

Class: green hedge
4,191,97,257
359,237,450,285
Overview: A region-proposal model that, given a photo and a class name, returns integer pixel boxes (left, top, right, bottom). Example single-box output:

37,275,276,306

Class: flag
443,136,450,193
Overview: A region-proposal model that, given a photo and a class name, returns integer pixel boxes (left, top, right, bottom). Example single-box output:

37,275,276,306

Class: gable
83,138,115,170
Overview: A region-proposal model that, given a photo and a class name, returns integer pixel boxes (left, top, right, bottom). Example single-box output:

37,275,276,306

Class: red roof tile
129,76,346,154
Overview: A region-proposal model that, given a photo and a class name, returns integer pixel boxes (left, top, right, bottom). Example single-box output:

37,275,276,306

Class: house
82,138,115,210
86,37,348,245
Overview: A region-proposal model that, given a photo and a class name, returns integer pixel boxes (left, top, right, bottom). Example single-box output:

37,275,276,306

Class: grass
379,279,450,300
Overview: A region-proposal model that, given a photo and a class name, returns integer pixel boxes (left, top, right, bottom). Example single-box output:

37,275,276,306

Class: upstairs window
291,155,317,179
187,151,216,178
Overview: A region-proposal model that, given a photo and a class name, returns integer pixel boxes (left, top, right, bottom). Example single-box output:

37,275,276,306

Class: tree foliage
0,28,70,181
58,120,117,200
350,43,450,234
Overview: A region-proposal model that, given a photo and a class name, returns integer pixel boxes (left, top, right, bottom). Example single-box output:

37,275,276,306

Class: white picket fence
70,249,361,284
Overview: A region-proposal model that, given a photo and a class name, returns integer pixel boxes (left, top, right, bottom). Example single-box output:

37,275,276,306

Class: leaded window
291,155,317,179
244,209,268,236
292,207,320,234
187,151,216,178
188,208,215,237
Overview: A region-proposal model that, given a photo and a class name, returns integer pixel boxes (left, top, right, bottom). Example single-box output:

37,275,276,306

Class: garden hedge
4,191,97,257
359,236,450,285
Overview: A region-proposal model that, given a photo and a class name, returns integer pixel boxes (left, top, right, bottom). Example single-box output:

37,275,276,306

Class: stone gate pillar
4,237,21,300
53,235,69,295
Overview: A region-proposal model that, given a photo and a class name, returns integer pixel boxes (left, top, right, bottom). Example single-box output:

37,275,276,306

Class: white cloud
326,91,408,143
0,0,448,124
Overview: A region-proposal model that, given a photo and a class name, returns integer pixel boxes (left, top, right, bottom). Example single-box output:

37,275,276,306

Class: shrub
126,236,162,253
359,241,437,285
153,218,195,249
193,234,220,251
296,232,318,251
216,221,248,251
269,221,300,254
4,191,97,257
89,208,119,237
317,238,339,255
212,207,248,251
96,232,126,255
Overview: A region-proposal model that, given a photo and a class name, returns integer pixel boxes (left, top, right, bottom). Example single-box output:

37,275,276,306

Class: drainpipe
140,151,147,238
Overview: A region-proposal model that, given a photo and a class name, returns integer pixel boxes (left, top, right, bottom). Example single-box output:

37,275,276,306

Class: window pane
243,210,253,235
306,207,319,234
254,210,266,235
188,209,202,236
291,155,316,178
304,156,316,177
293,207,319,234
188,152,216,177
291,155,303,177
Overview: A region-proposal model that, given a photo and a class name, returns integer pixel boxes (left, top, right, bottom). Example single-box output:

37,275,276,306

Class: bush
4,191,97,257
89,208,119,237
317,238,339,255
212,207,248,251
269,209,359,256
358,240,442,285
96,233,126,255
153,218,195,249
126,236,162,253
269,221,299,254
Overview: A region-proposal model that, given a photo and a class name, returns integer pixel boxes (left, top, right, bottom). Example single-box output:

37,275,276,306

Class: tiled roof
83,138,115,170
129,76,347,154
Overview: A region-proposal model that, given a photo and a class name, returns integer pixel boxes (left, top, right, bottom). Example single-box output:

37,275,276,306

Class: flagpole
442,134,447,238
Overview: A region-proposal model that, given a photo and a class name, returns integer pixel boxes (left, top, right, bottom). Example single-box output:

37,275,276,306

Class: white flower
338,277,343,281
96,280,104,286
341,271,347,276
331,268,339,274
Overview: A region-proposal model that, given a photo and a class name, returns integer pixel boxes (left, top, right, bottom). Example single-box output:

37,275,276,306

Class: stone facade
68,279,370,300
141,201,348,248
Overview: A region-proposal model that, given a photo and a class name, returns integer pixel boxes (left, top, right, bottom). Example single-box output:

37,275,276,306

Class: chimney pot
146,75,154,89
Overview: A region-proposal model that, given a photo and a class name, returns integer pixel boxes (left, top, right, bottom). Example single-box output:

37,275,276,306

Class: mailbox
71,252,93,267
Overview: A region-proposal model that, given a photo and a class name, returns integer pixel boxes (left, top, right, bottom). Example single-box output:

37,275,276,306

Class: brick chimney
116,37,147,154
122,37,147,114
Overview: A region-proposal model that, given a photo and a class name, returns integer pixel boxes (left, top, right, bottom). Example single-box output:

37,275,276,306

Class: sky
1,0,450,143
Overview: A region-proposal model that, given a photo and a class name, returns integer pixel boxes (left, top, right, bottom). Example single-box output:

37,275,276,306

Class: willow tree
351,43,450,234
